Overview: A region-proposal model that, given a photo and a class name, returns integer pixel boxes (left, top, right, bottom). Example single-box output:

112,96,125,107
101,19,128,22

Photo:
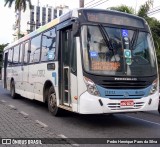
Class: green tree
4,0,32,12
0,44,8,57
109,5,134,14
0,44,8,78
4,0,32,39
137,0,153,18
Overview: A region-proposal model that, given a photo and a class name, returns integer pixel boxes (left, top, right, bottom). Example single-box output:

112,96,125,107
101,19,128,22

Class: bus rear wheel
48,86,62,116
10,81,18,99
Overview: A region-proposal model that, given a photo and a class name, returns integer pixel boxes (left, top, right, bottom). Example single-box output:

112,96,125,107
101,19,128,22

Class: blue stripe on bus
52,72,57,86
96,85,152,99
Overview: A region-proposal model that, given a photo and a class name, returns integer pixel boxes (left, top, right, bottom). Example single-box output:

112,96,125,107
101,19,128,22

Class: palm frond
4,0,15,8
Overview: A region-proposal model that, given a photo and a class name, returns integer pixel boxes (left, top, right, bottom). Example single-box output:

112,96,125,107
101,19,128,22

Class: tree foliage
138,0,153,17
0,44,8,54
109,5,134,14
4,0,32,39
0,44,8,74
4,0,32,12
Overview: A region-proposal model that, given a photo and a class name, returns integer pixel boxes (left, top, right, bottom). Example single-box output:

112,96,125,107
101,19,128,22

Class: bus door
3,52,8,88
21,41,31,98
60,28,78,107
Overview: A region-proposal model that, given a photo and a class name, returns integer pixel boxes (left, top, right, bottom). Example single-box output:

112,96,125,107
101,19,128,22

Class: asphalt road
0,82,160,147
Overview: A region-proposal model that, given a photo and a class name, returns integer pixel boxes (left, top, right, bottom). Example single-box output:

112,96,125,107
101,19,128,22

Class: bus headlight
149,79,158,95
83,77,100,96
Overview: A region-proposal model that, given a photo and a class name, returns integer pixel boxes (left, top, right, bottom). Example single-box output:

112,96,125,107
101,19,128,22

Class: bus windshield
81,25,157,77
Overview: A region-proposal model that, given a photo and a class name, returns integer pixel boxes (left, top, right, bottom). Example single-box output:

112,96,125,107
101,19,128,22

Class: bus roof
4,9,79,50
4,8,147,51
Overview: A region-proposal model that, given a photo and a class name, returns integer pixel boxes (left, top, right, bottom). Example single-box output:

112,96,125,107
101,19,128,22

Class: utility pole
79,0,84,8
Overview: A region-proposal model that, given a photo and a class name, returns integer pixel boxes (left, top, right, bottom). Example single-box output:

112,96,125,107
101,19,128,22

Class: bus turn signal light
74,96,78,100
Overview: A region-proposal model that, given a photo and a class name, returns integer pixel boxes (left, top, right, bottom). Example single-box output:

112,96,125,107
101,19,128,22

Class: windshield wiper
98,24,113,49
98,24,117,61
131,29,139,50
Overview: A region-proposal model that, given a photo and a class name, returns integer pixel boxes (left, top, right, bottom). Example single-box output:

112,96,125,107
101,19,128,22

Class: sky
0,0,160,44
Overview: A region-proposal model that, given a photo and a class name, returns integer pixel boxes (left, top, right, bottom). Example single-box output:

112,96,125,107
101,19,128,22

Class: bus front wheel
48,86,62,116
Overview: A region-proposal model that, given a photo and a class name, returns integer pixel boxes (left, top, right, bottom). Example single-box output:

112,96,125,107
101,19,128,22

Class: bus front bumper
78,91,159,114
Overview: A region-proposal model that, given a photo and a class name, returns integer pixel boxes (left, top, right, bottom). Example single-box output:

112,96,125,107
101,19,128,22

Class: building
13,5,69,41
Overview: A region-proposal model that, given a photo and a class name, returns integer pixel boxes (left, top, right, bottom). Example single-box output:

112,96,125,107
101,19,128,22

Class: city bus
1,8,159,116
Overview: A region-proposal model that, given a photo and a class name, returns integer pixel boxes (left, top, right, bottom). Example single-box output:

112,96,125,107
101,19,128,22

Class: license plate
120,100,134,107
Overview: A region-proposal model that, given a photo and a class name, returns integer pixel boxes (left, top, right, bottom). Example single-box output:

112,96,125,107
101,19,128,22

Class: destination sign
91,61,120,71
84,10,144,28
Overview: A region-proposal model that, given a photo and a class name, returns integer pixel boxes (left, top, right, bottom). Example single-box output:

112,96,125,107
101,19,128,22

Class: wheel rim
49,93,57,112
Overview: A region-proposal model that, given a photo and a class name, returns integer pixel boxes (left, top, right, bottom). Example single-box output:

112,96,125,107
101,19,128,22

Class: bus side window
41,28,56,61
8,48,13,66
19,44,23,64
70,37,77,75
24,41,29,64
30,35,41,63
13,45,20,65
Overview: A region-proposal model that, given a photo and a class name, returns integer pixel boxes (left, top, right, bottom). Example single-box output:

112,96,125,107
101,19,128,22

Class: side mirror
72,21,80,37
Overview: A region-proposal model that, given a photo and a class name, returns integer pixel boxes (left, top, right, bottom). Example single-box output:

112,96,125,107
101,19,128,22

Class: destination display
84,10,144,28
91,61,120,71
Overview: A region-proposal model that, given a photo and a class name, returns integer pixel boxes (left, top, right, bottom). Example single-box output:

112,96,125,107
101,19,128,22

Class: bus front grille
99,80,149,89
107,102,144,110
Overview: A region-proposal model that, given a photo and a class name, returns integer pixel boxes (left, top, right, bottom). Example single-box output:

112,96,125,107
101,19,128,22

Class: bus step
59,105,72,111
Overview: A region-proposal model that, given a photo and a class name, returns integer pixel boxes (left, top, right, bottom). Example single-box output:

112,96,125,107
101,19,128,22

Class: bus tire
48,86,62,116
10,81,18,99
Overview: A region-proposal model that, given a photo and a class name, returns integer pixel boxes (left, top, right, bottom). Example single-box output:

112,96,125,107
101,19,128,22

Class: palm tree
4,0,32,39
4,0,32,12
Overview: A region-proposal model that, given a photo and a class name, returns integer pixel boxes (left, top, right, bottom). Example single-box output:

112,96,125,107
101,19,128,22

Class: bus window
64,31,69,66
30,35,41,63
8,48,13,66
70,37,77,74
19,44,23,64
24,41,29,64
41,28,56,61
13,45,20,65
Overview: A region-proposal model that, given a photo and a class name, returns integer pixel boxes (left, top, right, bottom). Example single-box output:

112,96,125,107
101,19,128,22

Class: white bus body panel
6,67,13,90
13,66,23,95
76,37,87,113
5,62,59,103
70,73,78,112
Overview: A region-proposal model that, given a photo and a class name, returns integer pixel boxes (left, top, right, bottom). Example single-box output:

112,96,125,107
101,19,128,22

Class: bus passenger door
3,52,8,88
21,41,30,98
60,28,78,108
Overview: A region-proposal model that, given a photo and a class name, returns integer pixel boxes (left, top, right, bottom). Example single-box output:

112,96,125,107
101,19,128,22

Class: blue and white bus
2,9,159,116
